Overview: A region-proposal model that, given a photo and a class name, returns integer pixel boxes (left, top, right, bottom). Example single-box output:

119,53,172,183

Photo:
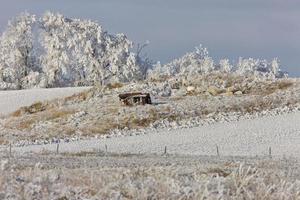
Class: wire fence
0,141,277,160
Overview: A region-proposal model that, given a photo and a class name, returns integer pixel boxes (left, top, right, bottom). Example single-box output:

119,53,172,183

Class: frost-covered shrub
20,71,43,89
236,57,287,79
219,59,233,73
148,45,287,82
148,45,215,80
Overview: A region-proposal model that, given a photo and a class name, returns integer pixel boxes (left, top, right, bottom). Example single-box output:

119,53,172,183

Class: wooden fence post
216,145,220,157
56,143,59,154
9,143,12,157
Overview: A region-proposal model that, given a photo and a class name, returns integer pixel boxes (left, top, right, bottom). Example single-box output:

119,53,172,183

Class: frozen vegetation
148,45,287,81
0,12,150,90
1,154,300,199
0,12,300,199
0,12,288,90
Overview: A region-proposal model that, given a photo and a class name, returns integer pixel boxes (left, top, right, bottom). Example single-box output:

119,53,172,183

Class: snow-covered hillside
0,75,299,145
11,111,300,158
0,87,90,115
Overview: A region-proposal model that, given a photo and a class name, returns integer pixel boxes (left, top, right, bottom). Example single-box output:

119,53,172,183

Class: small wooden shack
118,92,152,106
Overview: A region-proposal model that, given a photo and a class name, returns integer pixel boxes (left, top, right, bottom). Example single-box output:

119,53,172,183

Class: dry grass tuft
5,108,77,131
83,121,119,135
149,75,173,83
124,108,175,129
46,109,76,121
263,80,294,95
82,106,180,136
11,102,49,117
63,90,90,103
0,162,299,199
10,109,22,117
106,82,124,89
206,167,231,177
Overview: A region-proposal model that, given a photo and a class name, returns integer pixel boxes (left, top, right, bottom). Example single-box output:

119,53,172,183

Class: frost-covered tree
0,12,151,90
40,12,77,87
0,13,36,89
40,12,149,87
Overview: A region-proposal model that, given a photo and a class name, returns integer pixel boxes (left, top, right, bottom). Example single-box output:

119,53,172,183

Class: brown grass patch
84,121,119,135
63,90,90,103
82,107,180,136
11,102,49,117
61,151,100,157
5,108,77,131
246,80,294,96
124,108,179,129
10,109,22,117
206,168,231,177
274,80,294,91
46,109,76,121
0,137,9,145
106,82,124,89
149,75,173,83
16,118,37,130
130,117,154,128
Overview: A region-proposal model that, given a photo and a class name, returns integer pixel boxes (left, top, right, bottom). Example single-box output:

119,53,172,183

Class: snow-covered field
8,110,299,158
0,87,90,115
0,79,299,158
0,74,299,200
1,11,300,199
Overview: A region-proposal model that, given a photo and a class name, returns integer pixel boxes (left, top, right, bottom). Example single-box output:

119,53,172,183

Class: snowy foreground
9,111,300,158
1,154,300,199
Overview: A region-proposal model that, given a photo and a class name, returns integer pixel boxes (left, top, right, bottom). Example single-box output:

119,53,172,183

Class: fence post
56,143,59,154
216,145,220,157
269,147,272,159
105,144,108,155
164,146,167,155
9,143,12,157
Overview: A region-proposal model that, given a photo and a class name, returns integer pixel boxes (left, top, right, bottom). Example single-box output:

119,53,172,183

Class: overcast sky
0,0,299,76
